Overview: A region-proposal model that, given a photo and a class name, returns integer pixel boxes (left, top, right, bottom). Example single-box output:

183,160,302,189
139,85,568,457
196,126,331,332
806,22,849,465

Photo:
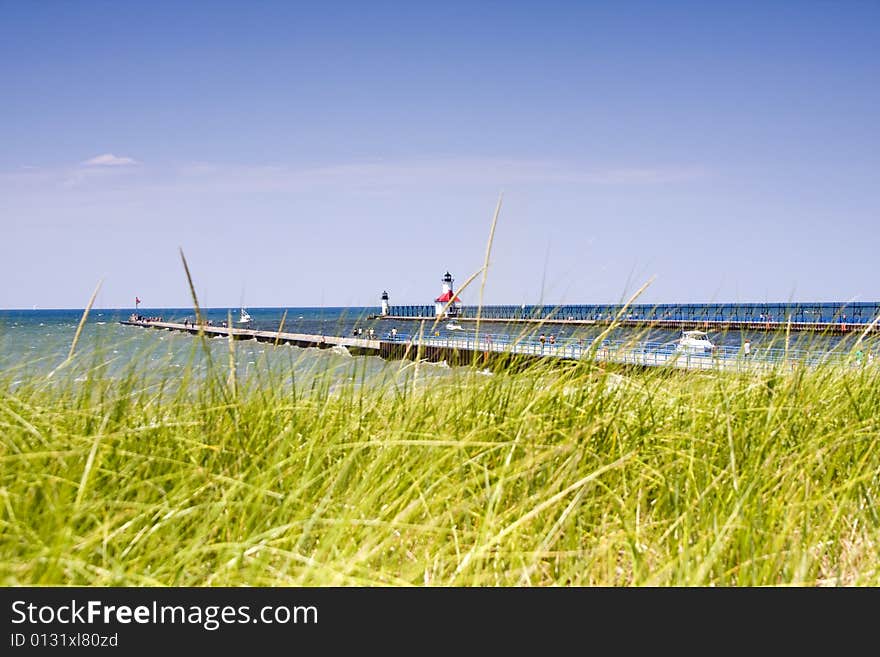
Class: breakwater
122,319,866,373
120,320,381,354
377,301,880,334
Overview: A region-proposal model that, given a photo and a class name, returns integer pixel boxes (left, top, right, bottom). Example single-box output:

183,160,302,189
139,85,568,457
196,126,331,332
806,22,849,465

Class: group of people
855,349,876,366
538,333,557,347
351,326,407,340
182,317,215,327
129,313,164,323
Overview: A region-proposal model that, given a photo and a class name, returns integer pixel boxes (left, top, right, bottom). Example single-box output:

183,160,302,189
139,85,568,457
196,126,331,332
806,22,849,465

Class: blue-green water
0,307,399,385
0,307,867,383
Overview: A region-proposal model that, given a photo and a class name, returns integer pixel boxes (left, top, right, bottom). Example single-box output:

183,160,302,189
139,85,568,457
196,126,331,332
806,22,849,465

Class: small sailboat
446,321,465,331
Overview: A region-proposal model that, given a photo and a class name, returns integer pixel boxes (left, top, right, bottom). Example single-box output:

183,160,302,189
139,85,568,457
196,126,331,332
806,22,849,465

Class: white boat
676,330,715,354
238,308,252,323
446,322,465,331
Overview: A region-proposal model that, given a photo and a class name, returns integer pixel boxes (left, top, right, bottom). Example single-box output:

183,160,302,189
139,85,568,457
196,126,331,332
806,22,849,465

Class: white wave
330,345,352,358
420,359,450,369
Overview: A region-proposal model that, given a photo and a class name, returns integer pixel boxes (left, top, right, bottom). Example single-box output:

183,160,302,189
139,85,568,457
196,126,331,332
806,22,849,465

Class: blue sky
1,1,878,309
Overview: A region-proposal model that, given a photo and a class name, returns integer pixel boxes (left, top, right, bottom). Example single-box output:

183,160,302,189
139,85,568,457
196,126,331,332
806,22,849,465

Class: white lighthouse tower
380,290,390,316
434,271,461,317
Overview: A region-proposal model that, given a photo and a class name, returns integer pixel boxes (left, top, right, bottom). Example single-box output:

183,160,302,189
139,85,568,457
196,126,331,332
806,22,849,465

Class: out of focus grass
1,327,878,586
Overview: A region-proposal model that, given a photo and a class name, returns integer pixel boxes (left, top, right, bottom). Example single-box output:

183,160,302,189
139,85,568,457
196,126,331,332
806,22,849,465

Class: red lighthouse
434,271,461,317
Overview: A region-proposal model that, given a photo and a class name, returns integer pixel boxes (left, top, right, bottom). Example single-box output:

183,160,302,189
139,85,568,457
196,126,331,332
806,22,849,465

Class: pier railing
124,319,875,373
381,330,869,371
385,301,880,327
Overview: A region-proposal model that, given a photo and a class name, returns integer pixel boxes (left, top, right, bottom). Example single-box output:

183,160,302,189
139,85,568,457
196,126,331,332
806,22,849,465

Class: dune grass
1,327,878,587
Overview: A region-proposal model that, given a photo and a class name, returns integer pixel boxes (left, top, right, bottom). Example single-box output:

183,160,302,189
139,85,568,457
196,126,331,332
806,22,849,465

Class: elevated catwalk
122,320,866,372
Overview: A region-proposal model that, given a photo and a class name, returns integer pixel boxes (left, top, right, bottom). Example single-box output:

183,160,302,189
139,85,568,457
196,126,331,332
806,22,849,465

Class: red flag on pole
136,297,141,305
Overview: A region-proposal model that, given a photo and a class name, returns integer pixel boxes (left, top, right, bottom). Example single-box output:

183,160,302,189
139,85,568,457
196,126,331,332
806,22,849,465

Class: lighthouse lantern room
434,271,462,317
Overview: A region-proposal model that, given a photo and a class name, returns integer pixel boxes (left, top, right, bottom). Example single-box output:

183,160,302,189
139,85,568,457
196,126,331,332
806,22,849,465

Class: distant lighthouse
434,271,462,317
380,290,390,316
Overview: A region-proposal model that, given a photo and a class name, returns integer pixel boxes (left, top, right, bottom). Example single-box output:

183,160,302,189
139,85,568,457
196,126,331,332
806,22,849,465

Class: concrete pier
122,319,861,373
375,299,880,335
375,314,876,335
120,320,381,354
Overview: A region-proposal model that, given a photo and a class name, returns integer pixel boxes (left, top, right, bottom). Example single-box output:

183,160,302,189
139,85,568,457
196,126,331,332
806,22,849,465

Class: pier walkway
120,320,381,353
388,330,862,373
122,320,869,373
378,301,880,334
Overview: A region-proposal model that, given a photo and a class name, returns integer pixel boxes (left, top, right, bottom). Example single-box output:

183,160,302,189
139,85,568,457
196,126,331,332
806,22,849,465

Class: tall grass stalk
47,279,102,379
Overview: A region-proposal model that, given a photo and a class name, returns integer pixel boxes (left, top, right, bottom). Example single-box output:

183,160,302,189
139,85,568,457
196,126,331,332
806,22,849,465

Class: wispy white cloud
81,153,138,167
1,156,707,196
0,159,138,192
564,167,706,184
173,158,707,192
